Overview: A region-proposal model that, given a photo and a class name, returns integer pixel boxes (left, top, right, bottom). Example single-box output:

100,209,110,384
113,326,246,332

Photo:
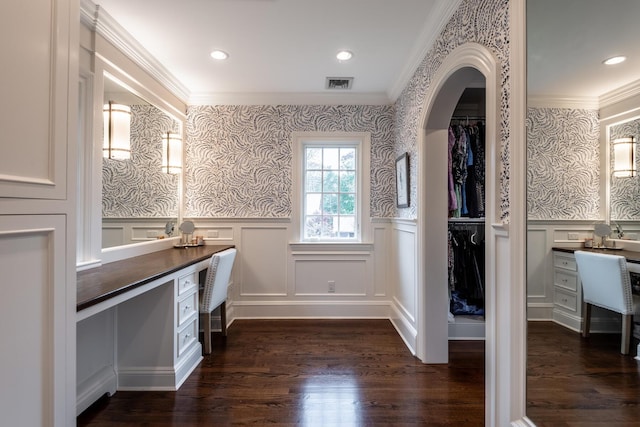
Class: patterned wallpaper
526,107,600,221
393,0,511,220
103,104,180,218
610,118,640,220
185,105,395,218
184,0,513,221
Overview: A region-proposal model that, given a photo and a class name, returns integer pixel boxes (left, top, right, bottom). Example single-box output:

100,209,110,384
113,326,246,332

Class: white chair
574,250,640,354
199,248,237,355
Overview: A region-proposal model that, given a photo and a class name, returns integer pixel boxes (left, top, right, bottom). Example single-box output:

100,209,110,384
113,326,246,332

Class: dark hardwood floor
527,321,640,426
77,319,485,426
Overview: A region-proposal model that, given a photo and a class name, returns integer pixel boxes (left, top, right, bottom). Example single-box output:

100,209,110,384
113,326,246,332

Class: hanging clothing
448,223,485,316
448,122,485,219
448,127,458,212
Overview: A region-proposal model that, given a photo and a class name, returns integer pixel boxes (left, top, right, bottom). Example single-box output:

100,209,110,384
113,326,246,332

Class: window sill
289,241,374,254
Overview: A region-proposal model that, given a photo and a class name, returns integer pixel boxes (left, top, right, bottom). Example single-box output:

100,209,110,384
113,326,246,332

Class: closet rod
448,218,485,224
450,116,485,120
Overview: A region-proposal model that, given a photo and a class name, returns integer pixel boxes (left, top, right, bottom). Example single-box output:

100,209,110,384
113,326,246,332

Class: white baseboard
117,344,203,391
448,315,485,340
526,303,554,321
231,300,392,319
76,365,117,415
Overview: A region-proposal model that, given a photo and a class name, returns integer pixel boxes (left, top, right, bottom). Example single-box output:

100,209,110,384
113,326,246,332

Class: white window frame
291,132,371,244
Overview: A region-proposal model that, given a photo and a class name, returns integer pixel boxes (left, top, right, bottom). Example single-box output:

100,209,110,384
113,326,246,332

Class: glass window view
303,145,357,240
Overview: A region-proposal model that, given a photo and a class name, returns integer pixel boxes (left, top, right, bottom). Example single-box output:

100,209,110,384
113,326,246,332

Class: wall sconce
612,136,637,177
162,132,182,174
103,101,131,159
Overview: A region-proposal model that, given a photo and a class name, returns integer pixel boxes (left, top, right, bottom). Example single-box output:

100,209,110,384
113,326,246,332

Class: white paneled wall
189,219,419,351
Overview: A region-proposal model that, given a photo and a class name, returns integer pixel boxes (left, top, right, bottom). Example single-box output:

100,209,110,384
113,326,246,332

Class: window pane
322,194,338,214
339,216,355,238
306,171,322,192
323,170,339,192
306,147,322,169
339,193,355,214
321,216,337,238
323,148,339,170
340,148,356,170
339,171,356,192
306,193,322,215
305,216,322,238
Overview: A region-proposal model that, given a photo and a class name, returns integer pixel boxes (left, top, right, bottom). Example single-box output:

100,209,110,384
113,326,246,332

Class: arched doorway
415,43,499,365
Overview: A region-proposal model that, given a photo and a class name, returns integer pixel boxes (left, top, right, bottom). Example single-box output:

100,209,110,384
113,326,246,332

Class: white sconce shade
612,136,637,177
162,132,182,174
103,101,131,159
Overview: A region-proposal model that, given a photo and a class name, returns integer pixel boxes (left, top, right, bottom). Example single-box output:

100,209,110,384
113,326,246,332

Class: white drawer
554,288,578,313
177,318,198,358
178,291,197,327
178,272,198,296
554,254,577,271
554,270,578,292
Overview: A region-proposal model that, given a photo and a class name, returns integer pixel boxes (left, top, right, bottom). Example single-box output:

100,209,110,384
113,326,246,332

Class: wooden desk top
77,244,234,312
553,246,640,264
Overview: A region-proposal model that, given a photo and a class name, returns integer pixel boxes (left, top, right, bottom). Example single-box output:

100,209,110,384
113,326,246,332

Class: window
292,132,370,243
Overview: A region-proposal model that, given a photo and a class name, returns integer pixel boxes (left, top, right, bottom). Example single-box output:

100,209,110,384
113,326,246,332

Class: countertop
552,246,640,264
77,244,234,311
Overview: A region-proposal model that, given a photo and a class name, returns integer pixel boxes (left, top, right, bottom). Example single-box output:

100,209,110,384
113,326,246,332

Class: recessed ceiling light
603,56,626,65
336,50,353,61
210,50,229,60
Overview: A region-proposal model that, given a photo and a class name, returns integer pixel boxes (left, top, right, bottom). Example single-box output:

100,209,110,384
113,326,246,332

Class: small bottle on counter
584,238,593,248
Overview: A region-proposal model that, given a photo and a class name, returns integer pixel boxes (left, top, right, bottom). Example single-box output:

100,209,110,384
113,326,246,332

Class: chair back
574,250,634,315
200,248,237,313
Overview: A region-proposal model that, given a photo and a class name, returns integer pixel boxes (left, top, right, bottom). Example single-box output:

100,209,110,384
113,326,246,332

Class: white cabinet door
0,0,74,199
0,215,72,426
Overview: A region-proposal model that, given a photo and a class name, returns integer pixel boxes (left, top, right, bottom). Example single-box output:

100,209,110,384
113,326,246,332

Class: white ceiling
94,0,457,105
94,0,640,106
527,0,640,101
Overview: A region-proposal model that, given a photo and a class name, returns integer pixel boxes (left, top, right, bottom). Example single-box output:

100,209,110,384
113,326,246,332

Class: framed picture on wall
396,152,409,208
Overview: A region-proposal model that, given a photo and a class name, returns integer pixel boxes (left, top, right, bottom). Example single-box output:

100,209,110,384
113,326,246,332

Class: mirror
101,74,182,249
610,118,640,224
527,0,640,423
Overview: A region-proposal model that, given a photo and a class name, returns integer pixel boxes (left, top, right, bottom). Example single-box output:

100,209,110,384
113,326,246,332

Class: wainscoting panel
294,258,367,296
391,221,417,327
373,224,390,297
239,226,288,296
527,227,552,320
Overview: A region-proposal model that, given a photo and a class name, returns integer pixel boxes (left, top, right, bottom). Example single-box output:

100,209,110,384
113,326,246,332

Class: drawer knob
184,305,190,310
184,333,191,340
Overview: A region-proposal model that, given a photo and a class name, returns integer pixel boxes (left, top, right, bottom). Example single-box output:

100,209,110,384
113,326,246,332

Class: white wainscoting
102,218,177,248
389,219,418,353
188,219,420,344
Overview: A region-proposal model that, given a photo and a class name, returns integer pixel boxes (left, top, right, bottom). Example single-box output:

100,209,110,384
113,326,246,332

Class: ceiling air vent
326,77,353,90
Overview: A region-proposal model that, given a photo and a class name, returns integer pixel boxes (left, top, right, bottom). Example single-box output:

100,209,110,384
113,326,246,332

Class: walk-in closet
448,87,486,340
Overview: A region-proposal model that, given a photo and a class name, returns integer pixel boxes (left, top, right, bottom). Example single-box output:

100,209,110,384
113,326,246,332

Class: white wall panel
240,226,288,296
294,259,367,296
0,0,71,199
0,215,67,426
392,223,417,323
527,228,549,298
373,225,389,297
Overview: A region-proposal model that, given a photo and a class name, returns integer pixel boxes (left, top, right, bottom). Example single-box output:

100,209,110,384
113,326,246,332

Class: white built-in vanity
76,245,233,414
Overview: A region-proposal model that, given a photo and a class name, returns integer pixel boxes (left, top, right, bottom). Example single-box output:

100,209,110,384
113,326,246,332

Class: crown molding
188,91,392,106
386,0,462,102
527,95,599,110
80,0,191,103
599,78,640,109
